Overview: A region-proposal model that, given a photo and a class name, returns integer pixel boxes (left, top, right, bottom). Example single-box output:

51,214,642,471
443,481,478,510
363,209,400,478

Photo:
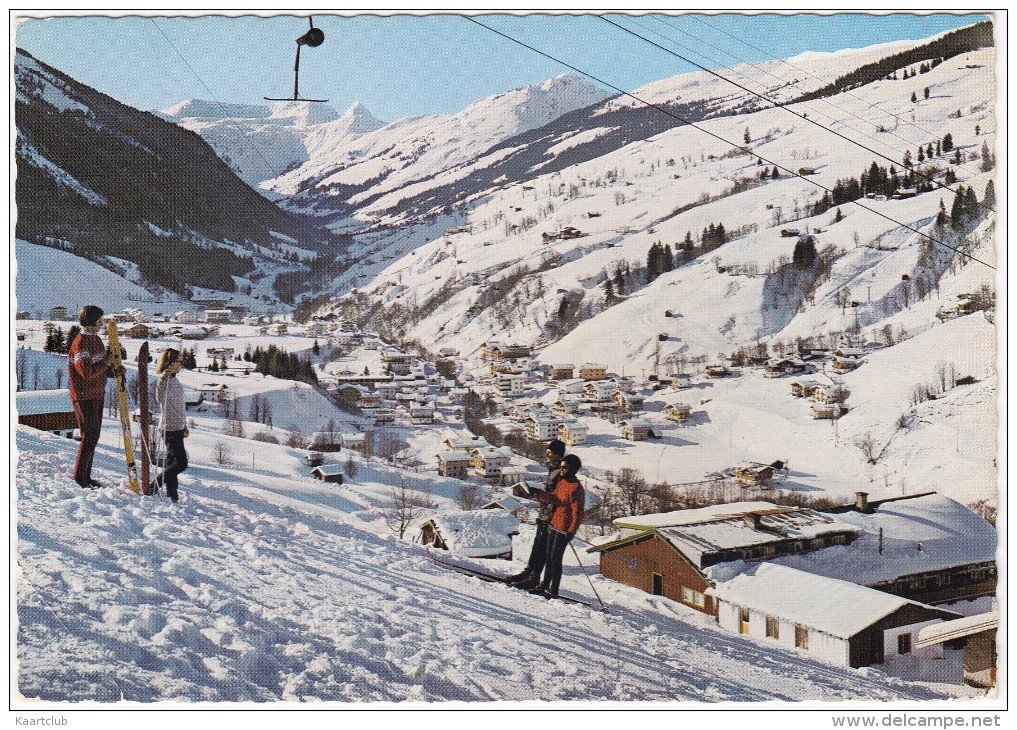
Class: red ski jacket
545,474,585,536
68,332,108,402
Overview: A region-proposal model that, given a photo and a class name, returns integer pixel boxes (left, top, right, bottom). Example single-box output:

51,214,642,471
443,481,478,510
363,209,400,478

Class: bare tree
615,468,649,516
456,483,485,511
384,482,433,539
213,441,233,465
344,455,358,480
222,417,245,439
854,432,880,465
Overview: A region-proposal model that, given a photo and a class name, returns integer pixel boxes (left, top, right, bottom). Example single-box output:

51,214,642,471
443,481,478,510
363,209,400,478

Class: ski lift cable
148,18,287,182
626,16,912,160
464,17,995,271
599,16,995,214
644,14,997,194
688,12,996,176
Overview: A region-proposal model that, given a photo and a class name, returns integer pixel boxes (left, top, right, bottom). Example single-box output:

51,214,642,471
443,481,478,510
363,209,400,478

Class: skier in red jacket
67,305,116,488
530,453,585,598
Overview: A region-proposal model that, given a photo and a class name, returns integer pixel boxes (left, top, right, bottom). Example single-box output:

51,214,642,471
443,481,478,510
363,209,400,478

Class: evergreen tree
603,276,615,303
834,208,843,223
982,180,995,209
182,349,197,369
910,91,917,103
936,198,948,227
950,187,966,229
942,133,953,152
936,140,942,156
312,339,321,355
663,243,674,272
793,236,817,268
771,166,779,179
975,124,980,136
944,168,957,185
903,149,912,168
926,143,933,158
923,86,930,100
964,186,979,219
917,146,924,163
744,127,751,144
980,141,993,172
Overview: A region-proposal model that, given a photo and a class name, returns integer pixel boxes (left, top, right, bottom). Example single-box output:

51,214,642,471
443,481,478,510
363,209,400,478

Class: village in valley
12,13,1000,707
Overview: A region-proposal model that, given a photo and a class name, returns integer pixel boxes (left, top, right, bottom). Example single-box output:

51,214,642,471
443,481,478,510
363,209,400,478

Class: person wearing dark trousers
154,349,189,503
67,305,119,488
507,439,566,589
529,454,585,598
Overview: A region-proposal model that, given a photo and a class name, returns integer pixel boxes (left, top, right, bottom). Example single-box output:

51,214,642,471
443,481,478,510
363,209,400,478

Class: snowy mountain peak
160,98,272,121
339,101,387,134
267,100,342,126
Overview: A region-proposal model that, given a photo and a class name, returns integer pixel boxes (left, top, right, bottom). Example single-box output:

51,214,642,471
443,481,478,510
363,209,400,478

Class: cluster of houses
587,491,996,682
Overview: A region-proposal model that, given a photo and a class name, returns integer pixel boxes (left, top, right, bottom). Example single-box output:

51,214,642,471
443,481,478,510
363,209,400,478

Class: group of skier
66,306,587,594
505,439,586,599
67,305,188,502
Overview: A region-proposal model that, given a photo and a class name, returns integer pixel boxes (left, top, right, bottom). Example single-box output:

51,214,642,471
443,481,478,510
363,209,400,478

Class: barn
311,465,344,484
16,389,77,437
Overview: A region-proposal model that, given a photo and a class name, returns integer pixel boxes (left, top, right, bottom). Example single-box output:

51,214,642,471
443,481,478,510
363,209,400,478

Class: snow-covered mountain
13,50,342,299
159,99,386,191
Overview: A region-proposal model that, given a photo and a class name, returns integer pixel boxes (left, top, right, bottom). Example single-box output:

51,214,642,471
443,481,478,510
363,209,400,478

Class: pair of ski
106,322,159,496
428,553,601,609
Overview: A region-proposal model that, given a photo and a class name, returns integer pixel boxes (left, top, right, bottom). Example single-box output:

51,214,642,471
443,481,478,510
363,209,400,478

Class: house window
652,573,664,596
766,616,779,639
830,535,847,546
682,587,705,608
795,625,809,649
739,608,750,634
760,545,776,557
898,633,912,655
809,538,825,550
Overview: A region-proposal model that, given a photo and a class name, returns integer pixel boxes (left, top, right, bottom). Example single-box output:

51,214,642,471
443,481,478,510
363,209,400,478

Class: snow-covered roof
708,564,954,640
916,612,997,648
617,501,782,529
312,464,346,477
437,450,471,462
706,494,997,587
657,509,858,567
421,510,520,557
16,388,73,416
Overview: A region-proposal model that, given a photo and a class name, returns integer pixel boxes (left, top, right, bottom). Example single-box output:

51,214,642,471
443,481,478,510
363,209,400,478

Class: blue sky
13,12,989,121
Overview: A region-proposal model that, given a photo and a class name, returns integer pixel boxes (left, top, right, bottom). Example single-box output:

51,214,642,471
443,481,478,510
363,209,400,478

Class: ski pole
570,540,607,612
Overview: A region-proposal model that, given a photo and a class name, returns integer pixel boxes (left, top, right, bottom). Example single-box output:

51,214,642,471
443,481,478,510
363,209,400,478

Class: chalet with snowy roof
670,372,693,389
482,341,531,361
471,448,512,478
360,392,382,409
549,364,575,381
382,351,414,375
311,464,345,484
204,309,232,324
551,400,580,418
583,382,614,403
409,403,435,425
810,402,843,420
173,310,197,324
177,325,208,340
832,355,863,373
496,373,528,397
49,306,69,321
763,358,807,378
274,323,289,335
16,389,76,437
578,364,608,381
526,415,567,441
558,421,588,446
557,379,586,396
442,432,490,452
733,463,775,488
790,379,824,398
123,323,151,339
498,465,529,486
613,391,645,412
436,450,471,479
620,419,652,441
415,510,519,560
709,563,961,669
372,408,396,425
665,403,692,423
705,363,730,378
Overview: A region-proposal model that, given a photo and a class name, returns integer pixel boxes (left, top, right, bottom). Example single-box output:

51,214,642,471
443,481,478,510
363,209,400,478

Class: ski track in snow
16,429,960,705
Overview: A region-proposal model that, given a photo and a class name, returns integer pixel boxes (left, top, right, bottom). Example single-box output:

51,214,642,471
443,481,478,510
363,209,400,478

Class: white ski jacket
155,375,187,432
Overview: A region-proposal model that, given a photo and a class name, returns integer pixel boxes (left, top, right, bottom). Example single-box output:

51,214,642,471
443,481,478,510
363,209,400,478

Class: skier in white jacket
154,348,189,502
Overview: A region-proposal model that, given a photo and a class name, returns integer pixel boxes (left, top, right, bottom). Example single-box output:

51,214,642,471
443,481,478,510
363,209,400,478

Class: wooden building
311,465,345,484
415,510,519,560
620,419,651,441
665,403,692,423
436,450,472,479
16,389,76,437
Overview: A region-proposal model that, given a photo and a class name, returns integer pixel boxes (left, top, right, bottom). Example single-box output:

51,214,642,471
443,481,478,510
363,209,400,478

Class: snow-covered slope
15,424,989,704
